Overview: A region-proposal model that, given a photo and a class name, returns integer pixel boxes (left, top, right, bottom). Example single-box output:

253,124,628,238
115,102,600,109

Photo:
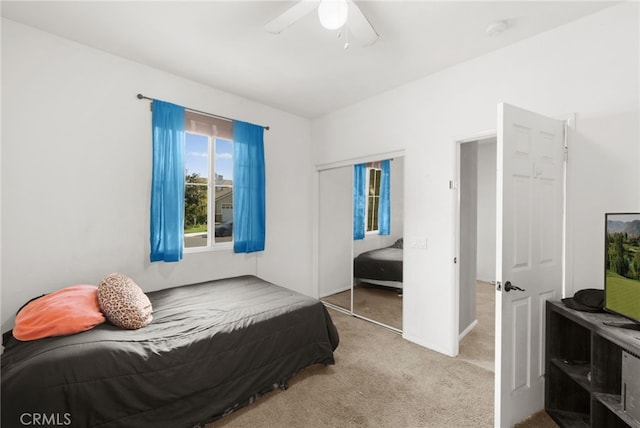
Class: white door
495,103,566,427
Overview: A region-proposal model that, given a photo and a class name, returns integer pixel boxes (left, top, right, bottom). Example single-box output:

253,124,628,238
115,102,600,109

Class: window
365,165,382,233
183,111,234,250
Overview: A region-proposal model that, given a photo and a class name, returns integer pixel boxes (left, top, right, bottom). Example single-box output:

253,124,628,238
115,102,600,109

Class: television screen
605,213,640,323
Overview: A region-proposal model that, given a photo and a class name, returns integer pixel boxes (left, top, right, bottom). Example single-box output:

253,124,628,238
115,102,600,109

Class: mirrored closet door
318,156,404,332
318,166,353,313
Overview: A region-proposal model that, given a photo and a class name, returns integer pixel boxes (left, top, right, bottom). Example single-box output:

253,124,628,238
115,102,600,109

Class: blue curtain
378,159,391,235
150,100,185,262
233,120,265,253
353,163,366,240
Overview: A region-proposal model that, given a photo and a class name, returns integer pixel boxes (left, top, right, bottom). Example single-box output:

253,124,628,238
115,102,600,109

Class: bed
1,275,339,428
353,238,403,290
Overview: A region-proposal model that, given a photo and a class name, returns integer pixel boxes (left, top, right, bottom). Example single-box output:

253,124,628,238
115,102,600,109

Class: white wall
311,3,639,355
0,19,313,331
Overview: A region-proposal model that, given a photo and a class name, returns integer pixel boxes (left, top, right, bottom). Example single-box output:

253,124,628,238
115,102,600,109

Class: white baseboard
459,319,478,341
402,333,457,357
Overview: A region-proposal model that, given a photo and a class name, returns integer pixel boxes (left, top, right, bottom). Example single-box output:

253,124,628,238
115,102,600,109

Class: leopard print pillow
97,273,153,329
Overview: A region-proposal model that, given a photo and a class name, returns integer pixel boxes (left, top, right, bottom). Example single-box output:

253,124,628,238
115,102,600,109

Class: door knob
504,281,525,292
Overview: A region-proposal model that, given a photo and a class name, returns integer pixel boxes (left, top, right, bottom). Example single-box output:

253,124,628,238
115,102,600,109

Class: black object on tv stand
603,321,640,332
545,300,640,428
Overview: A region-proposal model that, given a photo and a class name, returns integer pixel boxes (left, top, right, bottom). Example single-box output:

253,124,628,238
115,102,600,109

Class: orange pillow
13,285,106,341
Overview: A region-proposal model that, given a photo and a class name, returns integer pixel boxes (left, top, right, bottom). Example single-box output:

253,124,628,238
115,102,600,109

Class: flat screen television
604,212,640,329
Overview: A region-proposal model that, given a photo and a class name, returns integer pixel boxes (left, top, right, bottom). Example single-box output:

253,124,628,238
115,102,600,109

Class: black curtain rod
136,93,270,131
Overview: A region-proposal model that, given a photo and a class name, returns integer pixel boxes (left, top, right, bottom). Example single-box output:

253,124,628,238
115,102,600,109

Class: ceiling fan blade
265,0,320,34
346,0,379,46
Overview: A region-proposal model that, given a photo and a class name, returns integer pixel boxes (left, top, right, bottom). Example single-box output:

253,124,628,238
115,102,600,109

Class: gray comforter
1,275,339,427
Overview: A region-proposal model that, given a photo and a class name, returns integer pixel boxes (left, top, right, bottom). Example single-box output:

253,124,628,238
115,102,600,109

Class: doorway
456,105,571,426
457,135,497,373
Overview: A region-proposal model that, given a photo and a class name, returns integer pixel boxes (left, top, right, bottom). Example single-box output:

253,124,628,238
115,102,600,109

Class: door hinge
449,180,458,190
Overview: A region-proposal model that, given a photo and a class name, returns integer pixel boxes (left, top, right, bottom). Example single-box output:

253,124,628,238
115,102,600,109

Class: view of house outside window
184,132,233,248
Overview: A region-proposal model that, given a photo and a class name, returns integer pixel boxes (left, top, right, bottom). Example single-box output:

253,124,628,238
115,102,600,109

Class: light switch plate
407,236,427,249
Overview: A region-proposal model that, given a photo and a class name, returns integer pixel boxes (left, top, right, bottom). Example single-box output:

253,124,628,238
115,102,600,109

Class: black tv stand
546,301,640,427
603,321,640,331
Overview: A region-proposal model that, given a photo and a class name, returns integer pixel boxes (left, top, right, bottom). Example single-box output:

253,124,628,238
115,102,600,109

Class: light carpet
207,281,557,427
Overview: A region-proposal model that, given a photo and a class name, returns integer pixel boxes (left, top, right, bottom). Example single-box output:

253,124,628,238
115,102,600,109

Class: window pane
365,167,381,232
184,183,208,248
373,169,381,195
368,169,375,196
366,197,372,231
214,138,233,244
372,197,379,230
214,186,233,243
185,133,209,178
215,138,233,183
366,195,378,232
185,133,209,248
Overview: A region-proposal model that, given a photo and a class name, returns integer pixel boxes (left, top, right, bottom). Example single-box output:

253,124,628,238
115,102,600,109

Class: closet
317,156,404,331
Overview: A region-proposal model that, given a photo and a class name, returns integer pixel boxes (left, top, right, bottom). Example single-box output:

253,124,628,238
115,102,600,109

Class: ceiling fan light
318,0,348,30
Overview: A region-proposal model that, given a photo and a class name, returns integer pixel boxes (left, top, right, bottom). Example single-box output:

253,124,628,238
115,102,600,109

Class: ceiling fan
265,0,379,47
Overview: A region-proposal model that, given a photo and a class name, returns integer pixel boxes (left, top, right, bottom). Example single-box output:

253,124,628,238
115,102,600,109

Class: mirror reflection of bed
319,156,404,332
353,237,403,330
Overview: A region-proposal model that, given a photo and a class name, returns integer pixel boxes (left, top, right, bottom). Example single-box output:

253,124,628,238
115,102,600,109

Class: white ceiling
1,1,617,118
